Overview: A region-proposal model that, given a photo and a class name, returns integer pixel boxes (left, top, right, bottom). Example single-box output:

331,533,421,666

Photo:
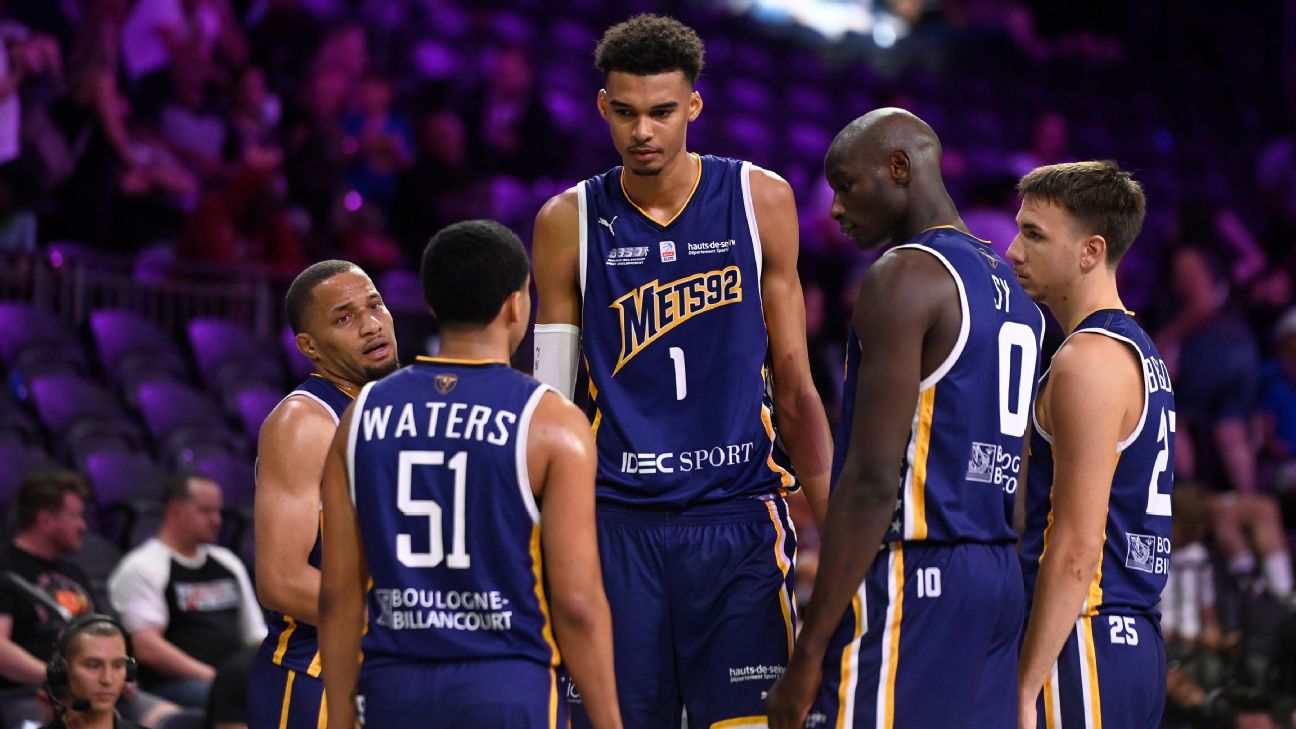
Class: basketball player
532,14,832,727
318,220,621,729
767,108,1044,729
246,260,399,729
1011,162,1172,729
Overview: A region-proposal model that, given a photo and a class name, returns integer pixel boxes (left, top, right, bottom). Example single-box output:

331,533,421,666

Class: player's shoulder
528,390,594,451
743,162,794,201
260,391,339,442
1053,331,1141,382
536,185,581,225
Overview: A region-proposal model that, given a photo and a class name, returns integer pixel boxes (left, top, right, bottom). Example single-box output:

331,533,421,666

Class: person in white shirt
108,473,265,709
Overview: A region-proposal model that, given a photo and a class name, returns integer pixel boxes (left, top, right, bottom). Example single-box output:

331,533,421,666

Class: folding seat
89,309,191,383
187,318,285,383
81,449,168,549
0,302,79,367
27,372,132,440
191,452,256,509
131,378,245,463
231,383,283,440
0,441,54,518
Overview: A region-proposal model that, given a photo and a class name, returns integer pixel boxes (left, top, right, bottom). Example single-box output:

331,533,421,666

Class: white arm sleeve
533,323,580,400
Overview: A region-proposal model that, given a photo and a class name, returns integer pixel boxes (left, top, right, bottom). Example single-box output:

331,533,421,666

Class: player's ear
295,332,318,361
889,150,911,186
688,90,702,122
597,89,609,120
1080,234,1107,271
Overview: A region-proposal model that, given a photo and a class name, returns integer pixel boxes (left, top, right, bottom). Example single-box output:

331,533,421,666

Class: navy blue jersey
579,155,793,508
347,358,559,668
259,374,352,676
1022,310,1175,617
834,228,1044,544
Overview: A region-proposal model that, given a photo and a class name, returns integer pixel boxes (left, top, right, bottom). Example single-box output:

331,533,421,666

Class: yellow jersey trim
619,153,703,228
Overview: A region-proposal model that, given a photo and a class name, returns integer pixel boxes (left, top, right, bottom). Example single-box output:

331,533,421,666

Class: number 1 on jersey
396,450,471,569
669,347,687,400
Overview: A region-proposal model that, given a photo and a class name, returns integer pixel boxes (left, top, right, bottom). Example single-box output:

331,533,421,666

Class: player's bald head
826,107,942,170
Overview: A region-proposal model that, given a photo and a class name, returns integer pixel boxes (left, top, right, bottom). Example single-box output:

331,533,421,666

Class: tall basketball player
246,260,399,729
1011,162,1172,729
318,220,621,729
531,13,833,728
768,108,1044,729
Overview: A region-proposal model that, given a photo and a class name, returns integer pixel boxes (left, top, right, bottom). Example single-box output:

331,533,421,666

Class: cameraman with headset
40,614,141,729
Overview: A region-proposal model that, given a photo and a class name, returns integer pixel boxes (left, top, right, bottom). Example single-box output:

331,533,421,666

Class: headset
45,614,138,714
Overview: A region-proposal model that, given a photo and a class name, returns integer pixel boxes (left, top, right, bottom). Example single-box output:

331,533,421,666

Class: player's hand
766,655,820,729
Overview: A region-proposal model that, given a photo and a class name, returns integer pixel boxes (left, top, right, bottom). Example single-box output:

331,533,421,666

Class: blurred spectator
222,65,282,172
107,474,265,709
0,471,177,729
390,106,483,264
158,50,231,183
1160,246,1293,603
960,172,1019,258
0,25,62,167
460,45,557,180
122,0,248,113
1258,122,1296,238
1162,482,1228,652
45,0,136,249
1261,308,1296,494
1008,109,1071,177
283,66,347,238
204,645,255,729
310,20,366,90
246,0,322,93
340,71,412,210
1226,690,1285,729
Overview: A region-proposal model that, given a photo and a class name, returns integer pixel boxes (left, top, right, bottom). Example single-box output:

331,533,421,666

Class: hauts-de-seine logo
610,266,742,374
434,374,458,395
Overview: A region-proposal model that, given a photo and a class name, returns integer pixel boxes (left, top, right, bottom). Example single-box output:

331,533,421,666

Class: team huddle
245,13,1174,729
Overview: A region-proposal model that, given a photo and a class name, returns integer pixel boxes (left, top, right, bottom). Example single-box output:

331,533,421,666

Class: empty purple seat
28,373,129,436
193,452,256,508
82,449,168,548
188,319,284,383
233,384,283,440
90,309,188,378
0,441,54,513
133,379,221,439
0,302,75,365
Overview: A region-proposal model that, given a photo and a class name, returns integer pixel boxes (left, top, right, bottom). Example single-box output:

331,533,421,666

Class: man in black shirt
0,471,176,729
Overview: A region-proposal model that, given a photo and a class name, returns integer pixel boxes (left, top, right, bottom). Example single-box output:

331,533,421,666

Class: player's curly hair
594,14,705,84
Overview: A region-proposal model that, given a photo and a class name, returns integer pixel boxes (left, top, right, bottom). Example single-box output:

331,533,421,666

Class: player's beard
365,359,400,381
629,166,662,176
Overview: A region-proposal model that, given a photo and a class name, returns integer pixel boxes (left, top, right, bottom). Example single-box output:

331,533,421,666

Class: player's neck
1051,273,1124,335
620,151,699,216
312,369,363,398
435,330,511,364
903,195,967,241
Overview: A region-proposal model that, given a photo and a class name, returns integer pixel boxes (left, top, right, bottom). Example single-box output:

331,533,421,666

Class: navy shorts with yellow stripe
358,657,565,728
1035,613,1166,729
569,495,797,729
809,541,1022,729
246,650,326,729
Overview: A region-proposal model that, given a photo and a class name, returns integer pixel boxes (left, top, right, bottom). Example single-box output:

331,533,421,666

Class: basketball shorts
569,495,797,729
810,541,1023,729
246,652,325,729
359,657,565,729
1034,613,1166,729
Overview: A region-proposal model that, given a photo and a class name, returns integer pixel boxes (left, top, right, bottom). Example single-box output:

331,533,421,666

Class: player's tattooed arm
320,404,369,729
750,166,833,528
768,250,953,728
